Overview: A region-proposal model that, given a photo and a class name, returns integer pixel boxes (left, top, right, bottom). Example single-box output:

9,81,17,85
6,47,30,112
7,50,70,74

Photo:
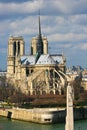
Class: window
26,69,29,76
18,41,20,55
13,42,16,56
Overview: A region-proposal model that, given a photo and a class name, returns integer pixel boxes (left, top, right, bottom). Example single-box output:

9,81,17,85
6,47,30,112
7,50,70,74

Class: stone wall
0,107,87,124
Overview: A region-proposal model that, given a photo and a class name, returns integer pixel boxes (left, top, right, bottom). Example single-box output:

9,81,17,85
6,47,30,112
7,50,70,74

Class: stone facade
7,36,25,76
6,16,67,95
7,35,66,95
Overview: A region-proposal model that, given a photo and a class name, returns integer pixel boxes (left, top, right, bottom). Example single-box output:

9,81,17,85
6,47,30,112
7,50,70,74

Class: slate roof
21,54,63,65
21,55,36,65
36,54,56,65
51,55,64,64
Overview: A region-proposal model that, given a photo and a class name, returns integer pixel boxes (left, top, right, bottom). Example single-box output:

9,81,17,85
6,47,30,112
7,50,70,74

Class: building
6,15,66,95
81,69,87,90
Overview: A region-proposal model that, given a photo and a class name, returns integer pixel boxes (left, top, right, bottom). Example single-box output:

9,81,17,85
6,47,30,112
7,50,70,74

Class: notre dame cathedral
6,16,66,95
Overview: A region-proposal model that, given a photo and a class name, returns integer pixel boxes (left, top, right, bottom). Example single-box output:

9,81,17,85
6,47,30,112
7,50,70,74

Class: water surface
0,117,87,130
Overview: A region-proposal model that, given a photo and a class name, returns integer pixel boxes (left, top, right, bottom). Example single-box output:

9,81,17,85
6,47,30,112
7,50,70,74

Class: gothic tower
7,36,25,77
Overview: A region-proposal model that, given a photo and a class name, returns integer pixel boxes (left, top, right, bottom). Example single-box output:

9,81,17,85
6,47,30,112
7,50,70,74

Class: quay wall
0,107,87,124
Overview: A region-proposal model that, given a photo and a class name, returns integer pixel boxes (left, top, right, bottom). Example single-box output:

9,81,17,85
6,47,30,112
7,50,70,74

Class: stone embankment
0,107,87,124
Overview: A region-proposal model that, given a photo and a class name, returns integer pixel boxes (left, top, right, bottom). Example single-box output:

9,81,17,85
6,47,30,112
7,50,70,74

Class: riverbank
0,107,87,124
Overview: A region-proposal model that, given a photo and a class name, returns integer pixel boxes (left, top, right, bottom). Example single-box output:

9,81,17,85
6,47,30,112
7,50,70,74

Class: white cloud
55,43,73,49
0,16,38,37
37,0,87,15
74,43,87,51
0,0,87,16
69,14,87,25
50,42,87,51
81,44,87,50
48,33,87,43
0,0,43,15
0,14,87,46
53,0,72,14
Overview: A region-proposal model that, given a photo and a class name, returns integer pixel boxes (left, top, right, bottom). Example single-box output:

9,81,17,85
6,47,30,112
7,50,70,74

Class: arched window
31,69,33,73
28,91,30,95
55,90,59,95
36,91,40,95
33,91,35,95
26,68,29,76
13,42,16,56
50,91,54,95
61,89,64,95
42,91,46,95
18,41,20,55
50,69,53,78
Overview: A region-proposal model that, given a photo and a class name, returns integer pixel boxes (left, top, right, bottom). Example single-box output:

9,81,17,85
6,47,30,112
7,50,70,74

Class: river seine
0,117,87,130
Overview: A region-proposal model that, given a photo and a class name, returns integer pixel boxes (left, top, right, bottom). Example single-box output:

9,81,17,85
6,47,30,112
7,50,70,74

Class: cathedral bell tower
7,36,25,77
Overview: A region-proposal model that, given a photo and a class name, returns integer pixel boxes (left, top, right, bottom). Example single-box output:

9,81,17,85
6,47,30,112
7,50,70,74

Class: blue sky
0,0,87,70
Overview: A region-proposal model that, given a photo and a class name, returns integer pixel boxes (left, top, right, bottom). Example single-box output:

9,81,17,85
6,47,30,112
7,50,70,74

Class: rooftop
21,54,64,66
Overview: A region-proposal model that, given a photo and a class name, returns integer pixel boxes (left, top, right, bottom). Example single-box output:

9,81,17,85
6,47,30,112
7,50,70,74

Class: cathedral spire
36,11,43,57
35,11,43,63
39,10,42,36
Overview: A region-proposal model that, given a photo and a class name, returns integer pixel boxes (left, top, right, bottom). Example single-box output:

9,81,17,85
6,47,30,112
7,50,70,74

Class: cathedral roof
21,54,64,66
21,55,36,65
51,55,64,64
36,54,56,65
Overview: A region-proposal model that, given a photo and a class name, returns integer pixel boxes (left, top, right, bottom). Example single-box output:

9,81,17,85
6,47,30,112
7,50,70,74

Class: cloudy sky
0,0,87,70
